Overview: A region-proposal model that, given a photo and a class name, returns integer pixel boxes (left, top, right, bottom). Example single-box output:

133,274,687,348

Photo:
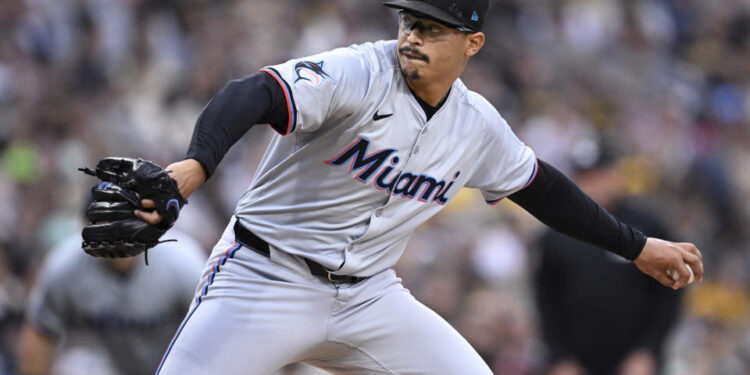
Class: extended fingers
636,238,704,289
679,244,704,282
668,257,692,289
665,245,704,288
135,199,162,225
653,266,680,288
679,242,702,260
134,209,163,225
658,243,689,289
141,199,156,209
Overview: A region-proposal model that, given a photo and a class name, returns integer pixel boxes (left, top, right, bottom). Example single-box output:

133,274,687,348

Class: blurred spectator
533,142,682,375
0,243,24,375
17,230,205,375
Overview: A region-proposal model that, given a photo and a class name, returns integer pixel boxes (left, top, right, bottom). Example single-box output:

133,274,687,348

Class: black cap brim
383,1,465,29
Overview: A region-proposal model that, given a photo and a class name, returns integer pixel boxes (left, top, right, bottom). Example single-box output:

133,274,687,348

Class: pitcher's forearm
167,158,207,199
509,159,646,260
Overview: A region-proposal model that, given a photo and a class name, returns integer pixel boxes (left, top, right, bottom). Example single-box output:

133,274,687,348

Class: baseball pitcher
80,1,704,374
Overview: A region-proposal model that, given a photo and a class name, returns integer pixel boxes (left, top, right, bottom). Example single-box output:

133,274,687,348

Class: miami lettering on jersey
325,137,459,205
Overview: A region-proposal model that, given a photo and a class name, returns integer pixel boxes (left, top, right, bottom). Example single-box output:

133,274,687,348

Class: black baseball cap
570,137,619,175
383,0,489,32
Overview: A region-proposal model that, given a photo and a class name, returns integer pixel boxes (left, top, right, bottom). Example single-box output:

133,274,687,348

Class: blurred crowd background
0,0,749,374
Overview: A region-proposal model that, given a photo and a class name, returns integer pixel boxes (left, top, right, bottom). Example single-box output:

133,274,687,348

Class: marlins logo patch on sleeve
294,61,334,87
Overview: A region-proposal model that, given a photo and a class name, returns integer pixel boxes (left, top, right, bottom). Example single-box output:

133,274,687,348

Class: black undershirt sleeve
185,71,289,179
508,159,647,260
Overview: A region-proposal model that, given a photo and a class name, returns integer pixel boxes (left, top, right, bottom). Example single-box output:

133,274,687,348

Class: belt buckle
327,273,340,283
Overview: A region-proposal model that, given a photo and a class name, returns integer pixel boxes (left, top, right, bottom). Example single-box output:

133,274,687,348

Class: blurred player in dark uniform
534,143,683,375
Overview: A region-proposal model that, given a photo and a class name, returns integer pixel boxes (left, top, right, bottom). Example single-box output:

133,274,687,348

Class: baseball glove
79,157,187,262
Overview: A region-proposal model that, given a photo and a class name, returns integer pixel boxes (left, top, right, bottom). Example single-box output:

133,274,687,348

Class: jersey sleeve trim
485,158,539,206
259,68,297,135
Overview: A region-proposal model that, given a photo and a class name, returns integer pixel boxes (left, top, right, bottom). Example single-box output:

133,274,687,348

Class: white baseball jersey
235,40,536,277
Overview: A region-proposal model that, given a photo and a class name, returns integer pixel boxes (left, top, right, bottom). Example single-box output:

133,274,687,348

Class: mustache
399,46,429,62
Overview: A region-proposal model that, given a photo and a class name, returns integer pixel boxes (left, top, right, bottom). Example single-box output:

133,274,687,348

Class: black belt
233,220,366,284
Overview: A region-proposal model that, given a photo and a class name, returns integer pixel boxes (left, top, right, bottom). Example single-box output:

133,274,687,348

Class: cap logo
471,11,478,21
